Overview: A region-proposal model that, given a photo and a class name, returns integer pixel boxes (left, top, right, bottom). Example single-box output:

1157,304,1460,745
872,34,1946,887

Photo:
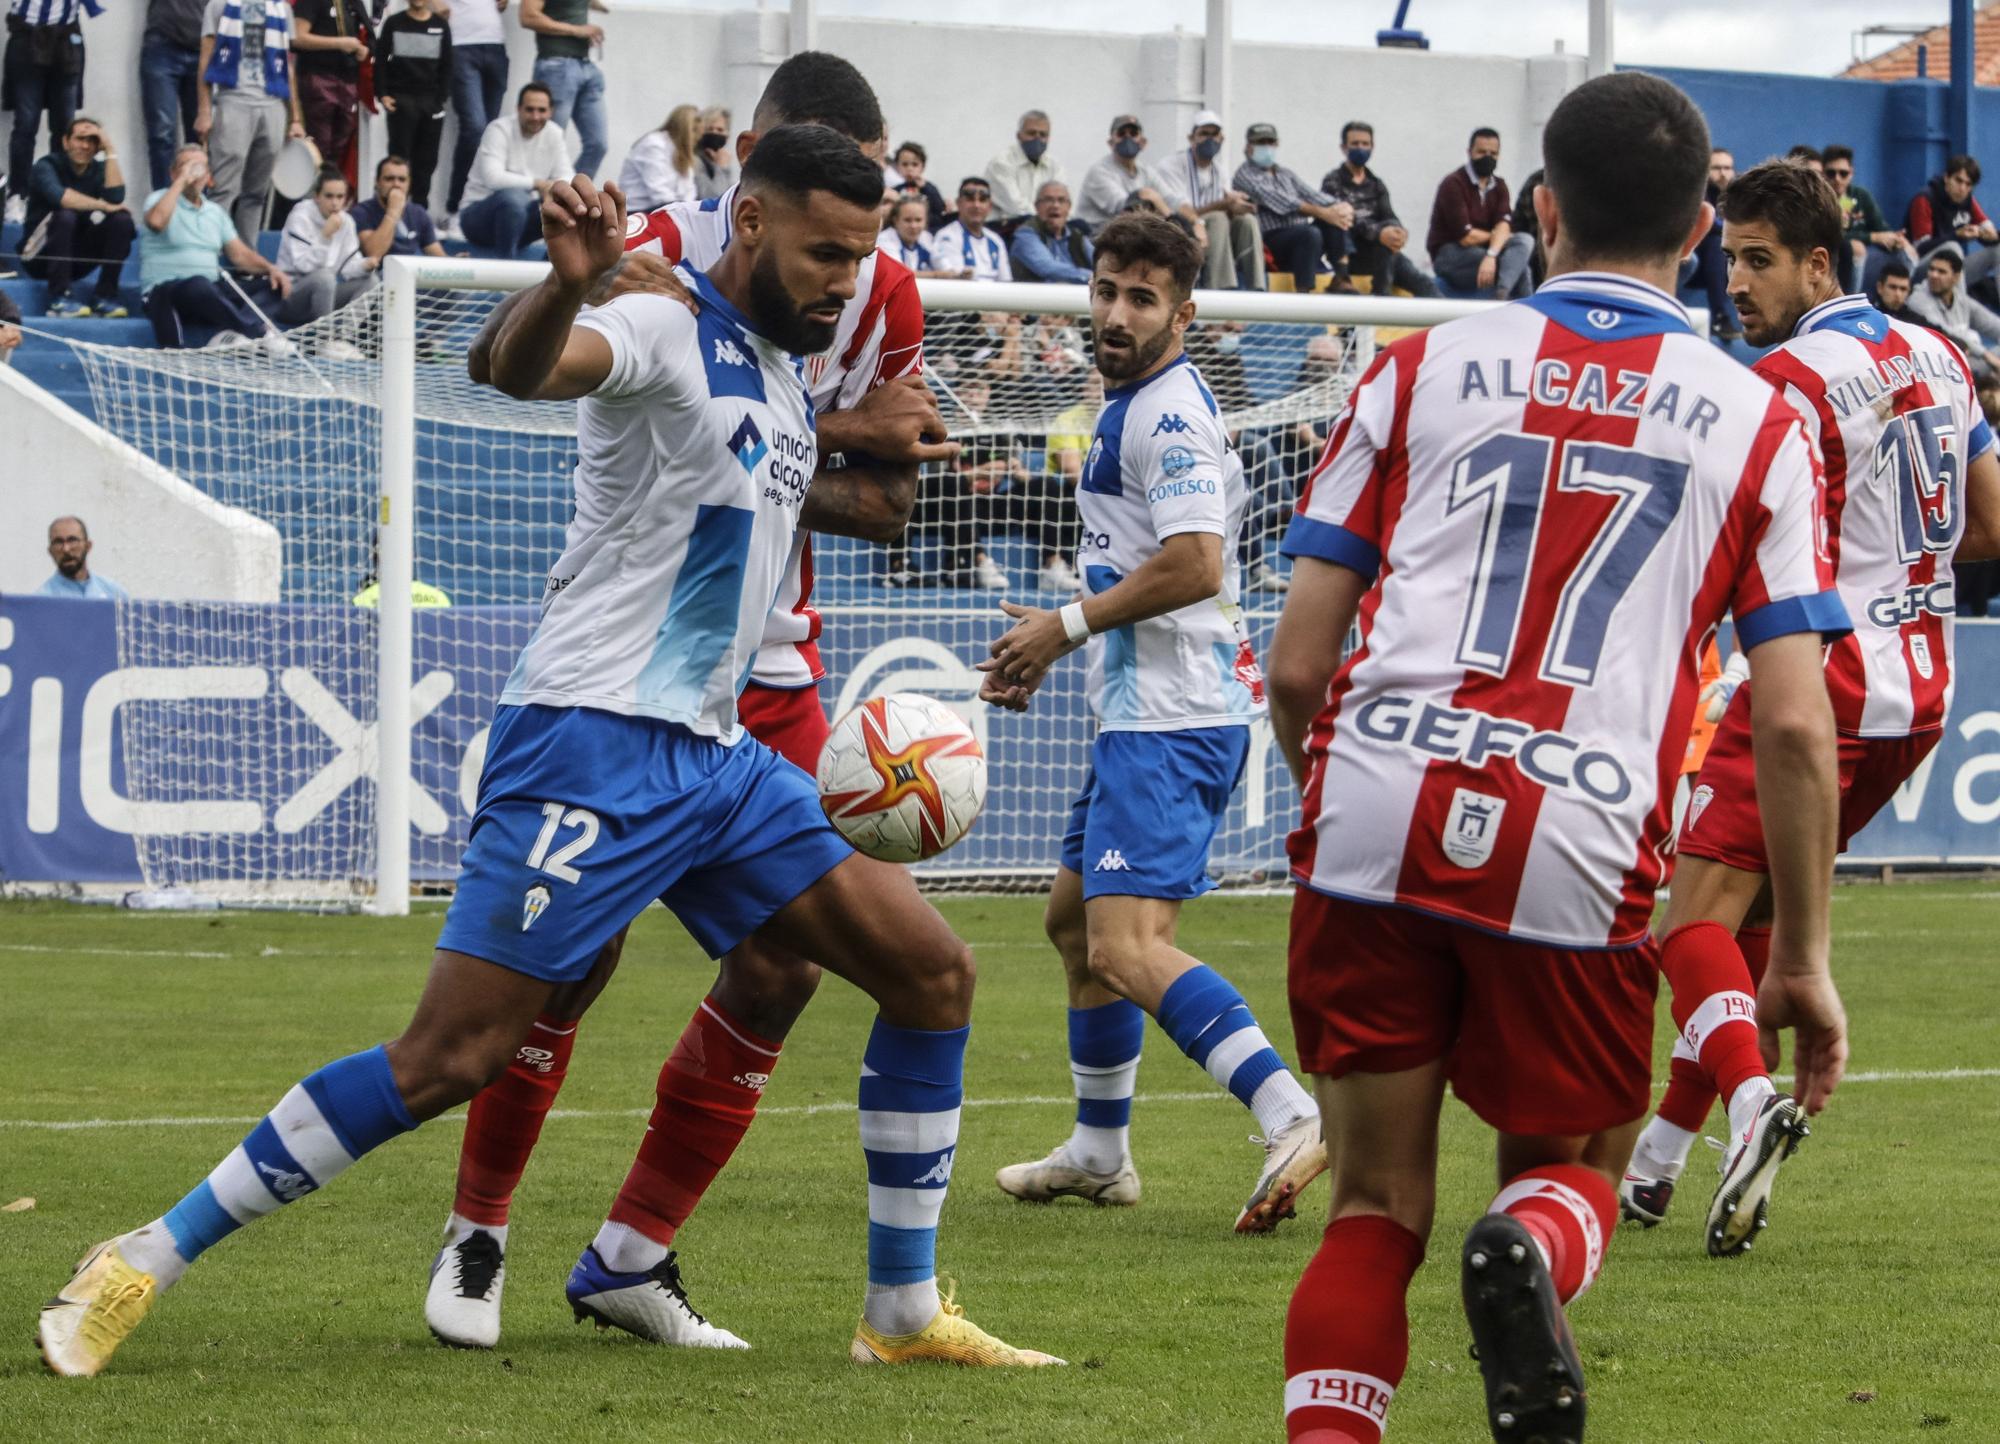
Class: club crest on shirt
1586,307,1619,330
1910,632,1935,679
1687,784,1714,832
1442,788,1506,869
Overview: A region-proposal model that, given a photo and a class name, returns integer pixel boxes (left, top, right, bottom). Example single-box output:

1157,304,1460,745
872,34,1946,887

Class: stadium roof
1840,4,2000,85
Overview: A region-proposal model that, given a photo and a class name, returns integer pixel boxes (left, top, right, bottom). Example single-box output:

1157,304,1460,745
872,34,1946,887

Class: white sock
865,1278,941,1336
1631,1115,1699,1179
1067,1122,1130,1175
591,1219,669,1275
1248,1070,1316,1138
117,1220,191,1291
1725,1076,1777,1146
445,1211,507,1251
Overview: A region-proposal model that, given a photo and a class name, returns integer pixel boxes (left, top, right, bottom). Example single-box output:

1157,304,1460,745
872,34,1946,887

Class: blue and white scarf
203,0,292,100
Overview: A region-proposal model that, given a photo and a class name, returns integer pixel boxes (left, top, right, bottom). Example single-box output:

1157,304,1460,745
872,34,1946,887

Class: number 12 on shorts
526,802,600,883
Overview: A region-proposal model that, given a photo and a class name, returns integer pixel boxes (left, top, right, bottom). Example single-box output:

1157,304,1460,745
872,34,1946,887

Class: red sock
453,1013,578,1226
1656,1053,1715,1132
1659,921,1768,1107
1737,926,1771,987
605,996,781,1246
1283,1214,1425,1444
1490,1164,1617,1304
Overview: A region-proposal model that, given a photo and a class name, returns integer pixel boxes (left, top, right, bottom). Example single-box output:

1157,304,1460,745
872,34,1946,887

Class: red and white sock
1663,921,1770,1099
1488,1164,1616,1305
451,1014,578,1233
591,996,781,1274
1283,1214,1425,1444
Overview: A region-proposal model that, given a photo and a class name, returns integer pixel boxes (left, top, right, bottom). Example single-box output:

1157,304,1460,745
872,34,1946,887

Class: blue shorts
437,704,852,981
1060,726,1251,900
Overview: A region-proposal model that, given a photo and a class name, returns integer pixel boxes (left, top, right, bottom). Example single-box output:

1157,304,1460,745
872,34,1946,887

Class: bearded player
1268,75,1851,1444
1621,159,2000,1251
979,213,1325,1233
40,129,1058,1378
422,53,949,1351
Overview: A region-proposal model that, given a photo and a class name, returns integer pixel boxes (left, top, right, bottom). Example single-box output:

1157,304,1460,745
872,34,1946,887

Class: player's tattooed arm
1955,447,2000,562
472,176,627,400
798,378,961,541
1267,557,1369,788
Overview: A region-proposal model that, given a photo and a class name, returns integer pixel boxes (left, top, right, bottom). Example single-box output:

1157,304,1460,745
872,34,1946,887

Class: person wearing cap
930,176,1012,283
1232,121,1354,294
1426,126,1534,298
1161,109,1264,290
1076,113,1171,231
1321,119,1436,299
986,109,1065,223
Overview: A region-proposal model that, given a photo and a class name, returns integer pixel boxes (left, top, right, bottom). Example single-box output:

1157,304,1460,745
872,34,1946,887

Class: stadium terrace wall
5,595,2000,889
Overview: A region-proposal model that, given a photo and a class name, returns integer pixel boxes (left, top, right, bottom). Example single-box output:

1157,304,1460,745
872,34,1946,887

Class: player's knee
1043,901,1087,968
1083,935,1150,999
387,1023,522,1115
912,935,976,1014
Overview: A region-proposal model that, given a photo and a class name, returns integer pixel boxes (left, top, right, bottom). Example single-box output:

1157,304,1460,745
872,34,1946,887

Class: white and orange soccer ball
816,692,986,863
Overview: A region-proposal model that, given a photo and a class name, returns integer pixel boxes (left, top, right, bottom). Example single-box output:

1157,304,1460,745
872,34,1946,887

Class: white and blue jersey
1076,352,1264,732
499,266,818,743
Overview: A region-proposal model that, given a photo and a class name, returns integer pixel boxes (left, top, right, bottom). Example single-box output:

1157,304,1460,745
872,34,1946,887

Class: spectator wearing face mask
1233,121,1354,294
1427,126,1533,299
690,106,736,201
1320,120,1434,299
1161,110,1263,290
1077,113,1171,230
986,109,1063,223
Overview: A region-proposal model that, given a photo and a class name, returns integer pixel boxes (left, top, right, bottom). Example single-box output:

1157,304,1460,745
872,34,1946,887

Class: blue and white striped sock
118,1046,416,1289
1156,965,1314,1138
1066,999,1144,1174
858,1018,967,1337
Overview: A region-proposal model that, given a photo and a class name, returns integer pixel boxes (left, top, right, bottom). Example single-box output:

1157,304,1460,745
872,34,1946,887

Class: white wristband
1059,601,1091,645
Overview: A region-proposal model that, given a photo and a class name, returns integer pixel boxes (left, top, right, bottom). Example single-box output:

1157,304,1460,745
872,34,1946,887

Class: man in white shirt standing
459,80,572,259
1160,109,1262,291
985,108,1062,224
1077,114,1170,231
929,176,1011,282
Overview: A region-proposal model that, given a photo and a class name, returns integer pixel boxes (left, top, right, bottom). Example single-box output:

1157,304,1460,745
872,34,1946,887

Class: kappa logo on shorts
1094,848,1131,872
521,883,552,932
1442,788,1506,869
1687,783,1714,833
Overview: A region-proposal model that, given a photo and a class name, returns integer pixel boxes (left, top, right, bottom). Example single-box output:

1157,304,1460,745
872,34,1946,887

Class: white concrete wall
0,367,283,602
17,5,1570,229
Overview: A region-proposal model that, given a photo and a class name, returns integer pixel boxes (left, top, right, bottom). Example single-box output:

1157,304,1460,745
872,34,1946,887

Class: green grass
1,885,1996,1442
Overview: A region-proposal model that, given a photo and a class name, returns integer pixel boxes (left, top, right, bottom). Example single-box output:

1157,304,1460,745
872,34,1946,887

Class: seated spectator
1162,110,1263,291
1321,120,1433,299
986,110,1062,223
1873,257,1921,325
1233,122,1354,294
21,116,136,319
693,104,736,200
1078,114,1171,229
617,103,699,211
1908,155,1999,293
1010,181,1093,284
1822,144,1907,294
40,516,129,600
139,143,300,347
459,82,571,260
277,169,375,321
352,154,449,263
1786,144,1823,176
1906,247,2000,380
909,379,1078,591
373,0,453,209
931,178,1012,282
1512,165,1549,292
879,194,955,276
195,0,308,246
0,291,20,364
1426,126,1533,299
889,141,948,235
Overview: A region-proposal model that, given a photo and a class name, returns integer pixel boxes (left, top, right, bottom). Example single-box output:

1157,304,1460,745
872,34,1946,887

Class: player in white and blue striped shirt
982,213,1325,1234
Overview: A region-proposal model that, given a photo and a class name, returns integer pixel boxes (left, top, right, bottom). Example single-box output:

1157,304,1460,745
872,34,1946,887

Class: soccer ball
817,692,987,863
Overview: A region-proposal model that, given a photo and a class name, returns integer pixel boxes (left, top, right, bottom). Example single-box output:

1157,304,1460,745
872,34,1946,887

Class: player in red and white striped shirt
1267,75,1852,1444
1624,160,2000,1247
425,53,959,1354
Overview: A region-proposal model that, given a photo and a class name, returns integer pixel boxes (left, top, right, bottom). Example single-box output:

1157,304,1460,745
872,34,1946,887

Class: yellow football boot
850,1283,1065,1367
38,1239,158,1377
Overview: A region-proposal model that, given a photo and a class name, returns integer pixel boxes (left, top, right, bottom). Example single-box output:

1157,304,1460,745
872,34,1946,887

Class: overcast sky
654,1,1953,78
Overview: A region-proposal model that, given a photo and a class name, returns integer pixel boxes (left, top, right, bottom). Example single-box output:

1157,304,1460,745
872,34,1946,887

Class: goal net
66,259,1488,909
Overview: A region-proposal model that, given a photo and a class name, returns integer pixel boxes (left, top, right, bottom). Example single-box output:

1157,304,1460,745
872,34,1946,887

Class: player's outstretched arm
1743,629,1846,1114
469,176,628,401
1267,557,1369,788
1955,448,2000,562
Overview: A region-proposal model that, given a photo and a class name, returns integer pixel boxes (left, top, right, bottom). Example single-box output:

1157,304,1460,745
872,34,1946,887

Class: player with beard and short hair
422,50,956,1353
1269,73,1854,1443
39,125,1060,1378
979,212,1327,1235
1622,159,2000,1250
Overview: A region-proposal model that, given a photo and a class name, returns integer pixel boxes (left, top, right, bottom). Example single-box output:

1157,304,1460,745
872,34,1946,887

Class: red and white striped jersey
1754,295,1995,737
1281,273,1850,948
625,187,926,687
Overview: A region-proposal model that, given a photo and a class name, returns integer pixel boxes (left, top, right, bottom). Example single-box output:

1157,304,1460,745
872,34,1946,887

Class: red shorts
1288,889,1659,1136
737,682,830,773
1678,701,1940,872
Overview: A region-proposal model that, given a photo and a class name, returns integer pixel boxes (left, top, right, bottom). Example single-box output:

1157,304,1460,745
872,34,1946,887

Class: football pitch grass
2,884,1996,1442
